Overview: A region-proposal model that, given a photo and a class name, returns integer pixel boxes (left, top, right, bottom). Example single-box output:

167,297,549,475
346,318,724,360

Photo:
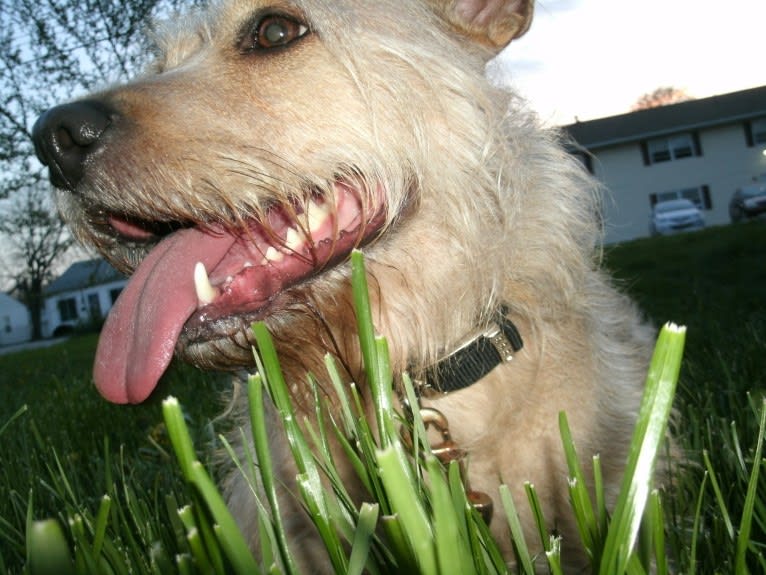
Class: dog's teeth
265,246,284,262
194,262,217,305
285,227,304,251
306,200,330,233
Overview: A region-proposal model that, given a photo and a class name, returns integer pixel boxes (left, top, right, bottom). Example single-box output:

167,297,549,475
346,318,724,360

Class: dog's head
32,0,534,404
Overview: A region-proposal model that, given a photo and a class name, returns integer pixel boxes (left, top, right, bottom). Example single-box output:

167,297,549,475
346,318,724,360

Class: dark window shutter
701,185,712,210
744,121,755,147
692,131,703,156
650,193,658,206
641,141,650,166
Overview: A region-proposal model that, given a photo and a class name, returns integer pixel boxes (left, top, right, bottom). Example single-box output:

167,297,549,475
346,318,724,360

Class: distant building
42,259,127,338
564,85,766,243
0,292,32,346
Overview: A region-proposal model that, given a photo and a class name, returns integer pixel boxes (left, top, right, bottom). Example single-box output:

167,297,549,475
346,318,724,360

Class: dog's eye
242,14,309,51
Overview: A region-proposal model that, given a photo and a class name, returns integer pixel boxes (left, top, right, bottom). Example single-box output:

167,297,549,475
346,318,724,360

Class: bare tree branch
0,0,201,337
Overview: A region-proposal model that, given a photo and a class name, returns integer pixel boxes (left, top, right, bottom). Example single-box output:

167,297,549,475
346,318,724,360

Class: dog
32,0,657,571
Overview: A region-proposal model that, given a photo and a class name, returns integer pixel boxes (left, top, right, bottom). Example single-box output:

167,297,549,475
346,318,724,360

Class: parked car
649,199,705,236
729,183,766,222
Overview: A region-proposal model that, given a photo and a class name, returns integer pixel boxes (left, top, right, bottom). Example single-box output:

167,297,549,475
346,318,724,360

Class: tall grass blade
252,323,349,573
376,447,436,575
499,484,535,574
162,397,260,575
599,323,684,575
734,399,766,574
247,372,298,575
347,502,379,575
0,405,27,438
702,449,734,541
26,519,75,575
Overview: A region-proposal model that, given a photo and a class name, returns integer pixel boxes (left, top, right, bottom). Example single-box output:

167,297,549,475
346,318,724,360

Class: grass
0,336,229,572
603,221,766,572
0,221,764,573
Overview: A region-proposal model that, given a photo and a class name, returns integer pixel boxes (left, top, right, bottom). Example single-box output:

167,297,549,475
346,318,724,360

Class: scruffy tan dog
32,0,656,571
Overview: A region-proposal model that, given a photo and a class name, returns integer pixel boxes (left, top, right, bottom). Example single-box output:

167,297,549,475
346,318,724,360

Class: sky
492,0,766,126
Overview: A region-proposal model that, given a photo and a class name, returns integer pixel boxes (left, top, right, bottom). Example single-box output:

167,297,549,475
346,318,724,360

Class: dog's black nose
32,100,113,190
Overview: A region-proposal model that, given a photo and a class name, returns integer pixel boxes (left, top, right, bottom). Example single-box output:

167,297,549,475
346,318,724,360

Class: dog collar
415,307,523,396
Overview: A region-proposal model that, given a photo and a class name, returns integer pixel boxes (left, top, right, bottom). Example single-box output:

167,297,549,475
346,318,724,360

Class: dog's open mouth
94,180,387,404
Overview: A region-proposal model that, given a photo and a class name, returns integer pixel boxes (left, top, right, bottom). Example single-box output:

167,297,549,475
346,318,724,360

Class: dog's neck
416,308,523,396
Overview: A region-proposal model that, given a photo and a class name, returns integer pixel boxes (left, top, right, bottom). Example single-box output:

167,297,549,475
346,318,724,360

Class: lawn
1,221,764,573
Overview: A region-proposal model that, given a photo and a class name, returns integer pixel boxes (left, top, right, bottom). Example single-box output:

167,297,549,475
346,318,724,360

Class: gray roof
45,259,126,295
0,292,27,309
563,85,766,150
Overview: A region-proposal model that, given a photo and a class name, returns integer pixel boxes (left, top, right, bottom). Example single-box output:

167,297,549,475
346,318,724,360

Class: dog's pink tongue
94,227,235,404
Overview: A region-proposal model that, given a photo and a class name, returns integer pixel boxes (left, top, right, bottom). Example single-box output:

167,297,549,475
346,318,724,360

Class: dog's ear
430,0,533,53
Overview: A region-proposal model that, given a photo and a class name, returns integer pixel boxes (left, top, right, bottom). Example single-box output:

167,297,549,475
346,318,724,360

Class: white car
650,199,705,236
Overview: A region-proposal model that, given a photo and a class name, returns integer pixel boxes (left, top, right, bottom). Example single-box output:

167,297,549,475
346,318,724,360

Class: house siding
565,87,766,243
0,294,32,346
42,259,127,338
42,279,126,338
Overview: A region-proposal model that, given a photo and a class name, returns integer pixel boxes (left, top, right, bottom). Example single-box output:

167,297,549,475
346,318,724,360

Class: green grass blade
162,397,197,481
499,484,535,574
600,323,685,575
91,495,111,558
350,249,378,386
26,519,75,575
559,411,599,560
649,489,668,575
247,372,299,575
524,482,551,554
347,503,379,575
734,399,766,574
426,456,474,575
0,405,28,438
546,536,563,575
687,471,708,575
187,460,260,574
163,397,260,575
702,449,735,540
351,250,395,451
376,446,437,575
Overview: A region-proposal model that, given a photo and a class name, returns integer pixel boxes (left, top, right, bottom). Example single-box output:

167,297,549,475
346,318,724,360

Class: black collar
416,308,523,396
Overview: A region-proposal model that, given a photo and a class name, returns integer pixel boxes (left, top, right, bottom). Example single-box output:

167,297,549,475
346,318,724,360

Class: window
744,117,766,146
57,297,78,322
650,185,712,210
642,132,702,165
110,288,123,305
3,316,11,333
88,293,102,321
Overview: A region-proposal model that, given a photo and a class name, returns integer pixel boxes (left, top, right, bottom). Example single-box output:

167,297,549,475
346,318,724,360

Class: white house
42,259,127,338
564,85,766,243
0,292,32,346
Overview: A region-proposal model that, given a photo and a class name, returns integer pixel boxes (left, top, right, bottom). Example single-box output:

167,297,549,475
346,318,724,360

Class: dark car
729,183,766,222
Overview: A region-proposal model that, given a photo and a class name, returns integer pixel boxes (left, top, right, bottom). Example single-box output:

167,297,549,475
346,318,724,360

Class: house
42,259,127,338
0,292,32,346
564,85,766,243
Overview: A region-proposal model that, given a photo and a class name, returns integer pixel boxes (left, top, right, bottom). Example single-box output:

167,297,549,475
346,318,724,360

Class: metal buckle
485,323,516,363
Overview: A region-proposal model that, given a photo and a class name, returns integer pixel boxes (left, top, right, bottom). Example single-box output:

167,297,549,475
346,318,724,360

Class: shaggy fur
32,0,657,571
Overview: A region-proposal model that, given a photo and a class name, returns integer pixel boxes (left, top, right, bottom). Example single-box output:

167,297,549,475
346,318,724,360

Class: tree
631,87,694,111
0,0,199,336
0,185,78,339
0,0,199,198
